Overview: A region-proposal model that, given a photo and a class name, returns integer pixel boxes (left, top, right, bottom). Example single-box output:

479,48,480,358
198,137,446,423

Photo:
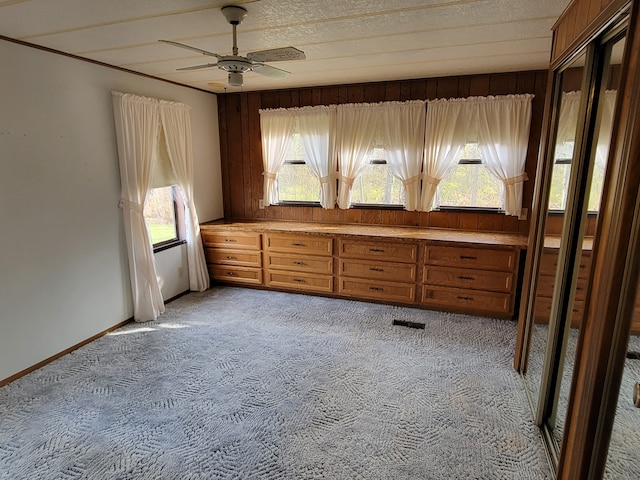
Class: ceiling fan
160,5,305,87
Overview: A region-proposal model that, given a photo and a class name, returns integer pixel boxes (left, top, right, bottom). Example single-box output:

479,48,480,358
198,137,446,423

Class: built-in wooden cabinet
533,241,640,334
338,239,418,304
263,233,334,294
534,246,591,328
201,230,263,286
421,244,518,317
201,222,527,319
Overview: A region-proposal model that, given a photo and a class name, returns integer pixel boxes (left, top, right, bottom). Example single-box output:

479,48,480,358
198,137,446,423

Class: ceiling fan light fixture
228,72,244,86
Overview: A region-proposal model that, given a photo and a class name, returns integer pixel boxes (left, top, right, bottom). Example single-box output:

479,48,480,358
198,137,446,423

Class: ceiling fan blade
251,63,290,79
176,63,218,71
247,47,305,63
159,39,221,59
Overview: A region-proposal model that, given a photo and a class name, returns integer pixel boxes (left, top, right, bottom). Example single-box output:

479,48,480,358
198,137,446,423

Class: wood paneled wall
217,70,548,233
552,0,629,65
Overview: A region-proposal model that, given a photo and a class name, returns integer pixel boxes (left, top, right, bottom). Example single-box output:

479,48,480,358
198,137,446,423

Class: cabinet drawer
422,266,513,293
205,248,261,267
266,271,333,294
536,273,561,298
339,278,415,303
577,252,592,279
264,234,333,255
537,270,589,299
339,259,416,283
201,230,261,250
421,286,512,316
339,239,417,263
267,253,333,275
539,249,591,278
208,265,262,286
424,245,516,272
539,250,559,276
533,296,584,326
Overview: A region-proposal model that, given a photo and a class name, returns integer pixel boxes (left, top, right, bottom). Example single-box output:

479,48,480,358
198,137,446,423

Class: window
350,146,402,206
144,185,183,248
437,143,503,209
548,141,574,211
277,133,321,203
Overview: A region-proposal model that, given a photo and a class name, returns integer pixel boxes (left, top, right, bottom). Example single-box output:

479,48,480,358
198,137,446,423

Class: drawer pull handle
457,295,473,301
369,287,384,292
226,256,237,260
293,278,307,284
225,239,237,243
370,248,385,253
369,267,385,272
226,271,237,276
458,275,475,281
292,242,306,247
460,255,477,260
292,261,307,266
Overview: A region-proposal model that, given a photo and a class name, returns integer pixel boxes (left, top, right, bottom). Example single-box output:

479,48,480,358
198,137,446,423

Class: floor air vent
627,351,640,360
392,319,425,329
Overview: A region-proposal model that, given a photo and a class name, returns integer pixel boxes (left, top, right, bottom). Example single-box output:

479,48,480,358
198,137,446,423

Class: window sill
548,209,599,216
275,203,508,214
277,201,321,207
350,203,404,210
153,239,186,253
436,206,505,214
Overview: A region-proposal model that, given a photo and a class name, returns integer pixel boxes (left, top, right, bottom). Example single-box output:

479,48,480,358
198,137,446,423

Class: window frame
145,185,186,253
435,143,505,213
350,143,404,208
276,133,323,206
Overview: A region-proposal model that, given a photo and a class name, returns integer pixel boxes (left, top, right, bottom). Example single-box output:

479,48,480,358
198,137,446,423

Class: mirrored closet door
517,12,630,469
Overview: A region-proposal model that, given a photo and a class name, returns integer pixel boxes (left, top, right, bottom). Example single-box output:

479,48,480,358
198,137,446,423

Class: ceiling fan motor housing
217,56,252,73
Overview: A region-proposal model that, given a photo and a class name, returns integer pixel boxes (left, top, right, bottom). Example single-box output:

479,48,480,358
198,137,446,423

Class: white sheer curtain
477,94,533,217
259,108,297,206
336,104,380,209
379,101,426,211
159,100,209,292
297,106,337,209
112,92,165,322
419,98,474,211
556,91,582,144
595,90,618,166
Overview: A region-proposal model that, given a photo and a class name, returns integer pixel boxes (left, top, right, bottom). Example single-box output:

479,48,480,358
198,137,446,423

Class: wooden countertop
543,235,594,250
201,220,529,249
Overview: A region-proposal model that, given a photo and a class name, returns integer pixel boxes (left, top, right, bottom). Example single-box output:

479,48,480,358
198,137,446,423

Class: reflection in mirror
524,29,625,461
554,32,624,451
523,53,586,446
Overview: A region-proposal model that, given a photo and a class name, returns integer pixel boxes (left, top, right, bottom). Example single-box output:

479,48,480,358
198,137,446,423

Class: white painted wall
0,39,223,382
155,244,190,301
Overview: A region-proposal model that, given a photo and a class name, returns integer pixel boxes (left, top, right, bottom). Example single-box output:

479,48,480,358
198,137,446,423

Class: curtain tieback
339,175,354,188
422,174,441,186
401,174,421,187
118,198,144,214
319,174,335,184
263,172,277,180
503,173,529,186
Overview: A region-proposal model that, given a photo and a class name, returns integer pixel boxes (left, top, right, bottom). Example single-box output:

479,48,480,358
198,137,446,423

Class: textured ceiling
0,0,572,93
